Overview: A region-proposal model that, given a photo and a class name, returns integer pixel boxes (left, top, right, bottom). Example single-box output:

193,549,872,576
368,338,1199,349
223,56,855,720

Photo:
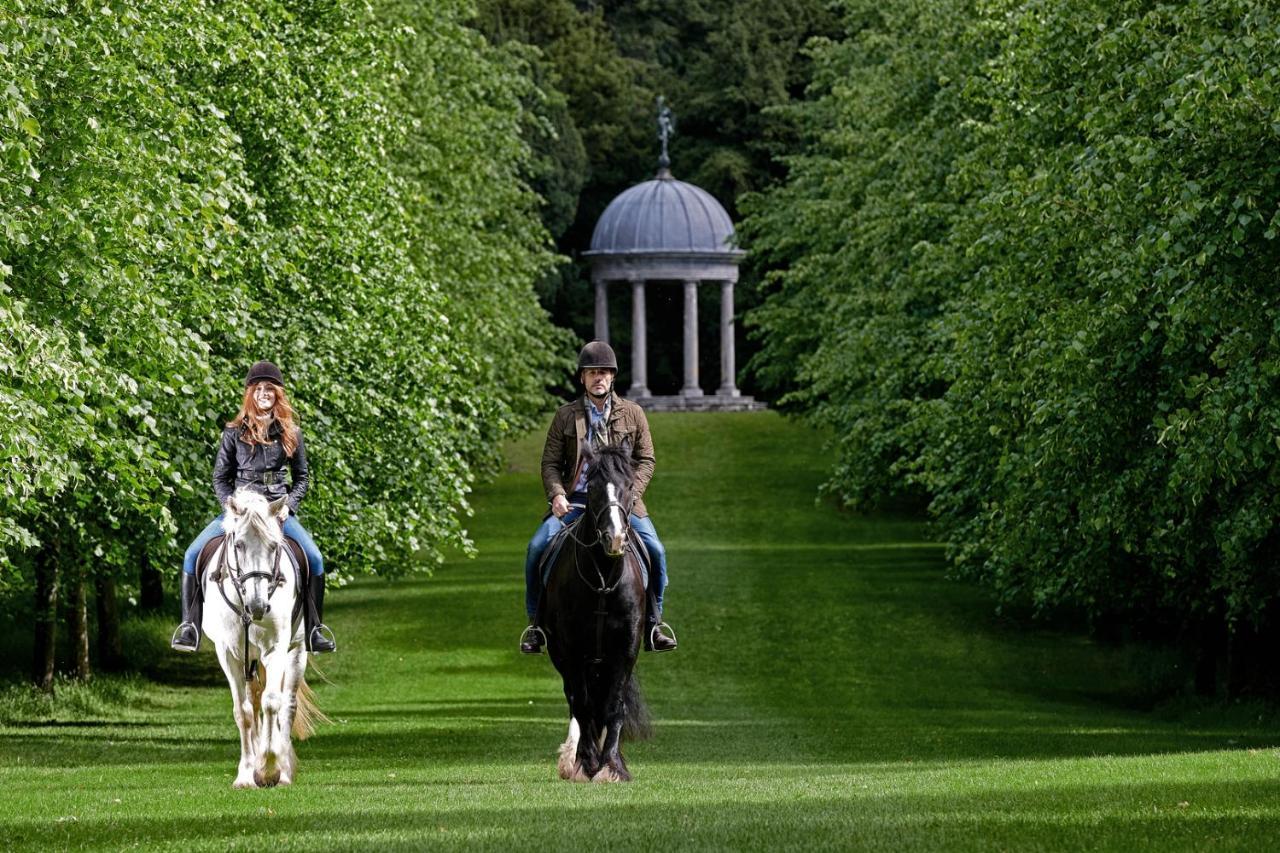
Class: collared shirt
571,395,611,494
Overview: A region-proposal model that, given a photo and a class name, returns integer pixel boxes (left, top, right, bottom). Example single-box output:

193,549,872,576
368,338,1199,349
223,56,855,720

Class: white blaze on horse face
605,482,626,555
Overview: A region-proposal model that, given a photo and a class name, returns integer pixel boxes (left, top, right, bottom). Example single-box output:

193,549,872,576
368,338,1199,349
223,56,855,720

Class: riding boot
644,588,677,653
306,574,337,653
170,572,202,653
522,591,547,650
519,624,546,654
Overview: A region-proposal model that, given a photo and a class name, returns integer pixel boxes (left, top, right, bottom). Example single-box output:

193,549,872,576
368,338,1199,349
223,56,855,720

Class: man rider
519,341,677,654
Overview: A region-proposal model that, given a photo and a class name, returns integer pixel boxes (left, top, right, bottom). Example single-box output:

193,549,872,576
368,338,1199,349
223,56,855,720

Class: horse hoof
232,778,256,790
591,764,631,783
254,769,281,788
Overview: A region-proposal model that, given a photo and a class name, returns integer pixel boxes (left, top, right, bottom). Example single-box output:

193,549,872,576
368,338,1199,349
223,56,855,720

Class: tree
1,0,567,684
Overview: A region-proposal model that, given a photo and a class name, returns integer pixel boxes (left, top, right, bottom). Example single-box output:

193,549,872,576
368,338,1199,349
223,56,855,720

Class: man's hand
551,494,570,518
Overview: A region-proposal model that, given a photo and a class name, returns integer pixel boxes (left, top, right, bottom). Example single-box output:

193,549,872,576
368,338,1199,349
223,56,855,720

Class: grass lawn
2,412,1279,850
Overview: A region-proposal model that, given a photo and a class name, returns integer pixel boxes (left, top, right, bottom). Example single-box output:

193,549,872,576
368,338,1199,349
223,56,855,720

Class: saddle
537,518,651,589
195,533,308,626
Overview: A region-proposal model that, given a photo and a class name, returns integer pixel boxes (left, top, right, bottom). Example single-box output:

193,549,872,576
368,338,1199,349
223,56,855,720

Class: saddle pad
194,535,227,600
538,522,575,587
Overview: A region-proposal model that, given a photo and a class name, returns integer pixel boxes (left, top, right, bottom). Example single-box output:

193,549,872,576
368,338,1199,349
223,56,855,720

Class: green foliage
0,0,567,595
743,0,991,506
747,0,1280,646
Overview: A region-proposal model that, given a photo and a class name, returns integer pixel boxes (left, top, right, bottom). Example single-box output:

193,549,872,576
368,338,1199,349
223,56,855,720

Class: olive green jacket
540,392,655,517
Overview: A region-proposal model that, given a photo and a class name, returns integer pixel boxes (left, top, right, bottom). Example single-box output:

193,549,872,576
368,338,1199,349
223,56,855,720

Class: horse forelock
227,489,283,546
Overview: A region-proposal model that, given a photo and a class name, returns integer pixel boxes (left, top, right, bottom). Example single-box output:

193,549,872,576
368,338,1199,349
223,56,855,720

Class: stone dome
587,170,738,256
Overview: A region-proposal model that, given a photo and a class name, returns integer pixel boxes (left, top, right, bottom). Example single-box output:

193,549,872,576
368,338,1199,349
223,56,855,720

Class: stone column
630,278,650,398
681,279,702,397
717,279,740,397
594,277,609,343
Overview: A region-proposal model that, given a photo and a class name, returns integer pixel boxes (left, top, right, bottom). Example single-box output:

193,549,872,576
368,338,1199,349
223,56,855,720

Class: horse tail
622,673,653,742
293,672,331,740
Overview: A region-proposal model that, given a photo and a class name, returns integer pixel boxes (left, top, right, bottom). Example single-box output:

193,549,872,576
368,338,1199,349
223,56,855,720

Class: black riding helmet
577,341,618,373
245,360,284,388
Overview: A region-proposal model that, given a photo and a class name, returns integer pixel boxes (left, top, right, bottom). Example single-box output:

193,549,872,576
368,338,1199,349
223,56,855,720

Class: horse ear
226,494,241,516
267,496,288,518
621,437,633,457
581,442,597,465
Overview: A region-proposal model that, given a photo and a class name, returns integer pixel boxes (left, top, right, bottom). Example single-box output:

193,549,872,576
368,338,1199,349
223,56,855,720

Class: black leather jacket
212,419,310,514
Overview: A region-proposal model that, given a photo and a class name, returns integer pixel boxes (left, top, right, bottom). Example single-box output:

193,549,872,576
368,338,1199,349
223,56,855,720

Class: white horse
202,488,320,788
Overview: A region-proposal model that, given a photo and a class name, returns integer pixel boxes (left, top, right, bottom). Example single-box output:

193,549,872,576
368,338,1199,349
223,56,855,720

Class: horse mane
586,444,634,488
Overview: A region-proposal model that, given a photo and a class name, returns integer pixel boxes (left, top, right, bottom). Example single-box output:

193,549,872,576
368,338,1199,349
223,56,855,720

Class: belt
237,471,285,487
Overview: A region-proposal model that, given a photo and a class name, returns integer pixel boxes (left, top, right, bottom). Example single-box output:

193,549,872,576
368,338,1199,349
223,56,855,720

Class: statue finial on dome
656,96,675,179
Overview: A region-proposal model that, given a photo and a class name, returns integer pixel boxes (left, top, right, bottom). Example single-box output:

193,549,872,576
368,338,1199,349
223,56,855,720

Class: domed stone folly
583,102,761,411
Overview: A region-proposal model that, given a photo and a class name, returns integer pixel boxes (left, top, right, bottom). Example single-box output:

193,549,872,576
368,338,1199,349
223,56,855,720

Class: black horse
540,443,653,782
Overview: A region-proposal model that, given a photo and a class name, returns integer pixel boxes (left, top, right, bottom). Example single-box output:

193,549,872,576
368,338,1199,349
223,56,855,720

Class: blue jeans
523,510,668,620
183,513,324,577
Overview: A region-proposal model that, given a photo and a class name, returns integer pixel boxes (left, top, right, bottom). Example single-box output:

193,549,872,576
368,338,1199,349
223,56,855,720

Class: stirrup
308,624,337,653
648,622,677,652
519,625,547,654
171,622,200,653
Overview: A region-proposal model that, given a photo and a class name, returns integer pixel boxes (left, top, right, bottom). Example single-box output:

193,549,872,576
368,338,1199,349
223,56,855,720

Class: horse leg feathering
557,716,583,781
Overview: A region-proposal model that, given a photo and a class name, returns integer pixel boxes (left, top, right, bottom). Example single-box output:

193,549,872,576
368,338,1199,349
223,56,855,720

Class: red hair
227,382,299,457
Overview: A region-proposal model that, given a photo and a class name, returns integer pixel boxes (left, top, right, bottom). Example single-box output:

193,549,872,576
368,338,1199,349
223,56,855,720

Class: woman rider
170,361,336,653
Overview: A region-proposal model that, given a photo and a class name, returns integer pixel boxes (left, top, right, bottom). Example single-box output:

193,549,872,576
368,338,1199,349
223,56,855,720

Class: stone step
624,393,768,412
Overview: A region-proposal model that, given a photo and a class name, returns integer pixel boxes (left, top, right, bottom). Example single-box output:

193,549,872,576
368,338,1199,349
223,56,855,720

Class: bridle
562,491,635,553
212,523,288,683
565,488,639,664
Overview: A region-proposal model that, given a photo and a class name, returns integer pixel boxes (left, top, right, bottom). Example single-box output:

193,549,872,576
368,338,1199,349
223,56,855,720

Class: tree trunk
33,543,59,692
96,574,124,672
139,544,164,612
1193,618,1223,697
70,571,91,681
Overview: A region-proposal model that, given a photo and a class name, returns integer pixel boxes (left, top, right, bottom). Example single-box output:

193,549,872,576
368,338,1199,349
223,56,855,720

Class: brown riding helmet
577,341,618,373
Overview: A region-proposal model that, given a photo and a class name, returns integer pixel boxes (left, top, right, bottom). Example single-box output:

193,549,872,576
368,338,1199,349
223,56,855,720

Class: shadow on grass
9,778,1280,851
6,702,1275,772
